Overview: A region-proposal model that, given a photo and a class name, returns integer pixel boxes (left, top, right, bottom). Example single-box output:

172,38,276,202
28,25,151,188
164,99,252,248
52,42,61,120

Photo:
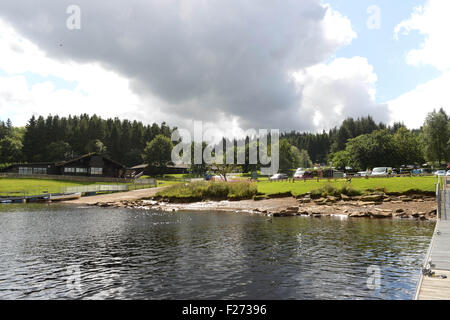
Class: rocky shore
87,192,437,221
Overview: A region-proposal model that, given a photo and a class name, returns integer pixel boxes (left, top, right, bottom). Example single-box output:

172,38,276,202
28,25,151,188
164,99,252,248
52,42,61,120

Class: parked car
434,170,446,176
269,173,289,181
446,170,450,176
293,170,305,180
371,167,393,176
356,171,369,177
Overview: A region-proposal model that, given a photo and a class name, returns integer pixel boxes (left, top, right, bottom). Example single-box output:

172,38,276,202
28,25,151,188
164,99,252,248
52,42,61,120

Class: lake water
0,204,434,300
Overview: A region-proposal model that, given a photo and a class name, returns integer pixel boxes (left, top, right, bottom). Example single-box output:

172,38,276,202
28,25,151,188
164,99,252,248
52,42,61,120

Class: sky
0,0,449,137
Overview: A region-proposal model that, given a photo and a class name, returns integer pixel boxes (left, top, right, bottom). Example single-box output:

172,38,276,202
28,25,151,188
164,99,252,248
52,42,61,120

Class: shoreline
82,192,438,221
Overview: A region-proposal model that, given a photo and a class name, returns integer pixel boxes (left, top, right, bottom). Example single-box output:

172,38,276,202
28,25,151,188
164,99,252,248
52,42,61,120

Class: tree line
0,108,449,173
0,114,175,168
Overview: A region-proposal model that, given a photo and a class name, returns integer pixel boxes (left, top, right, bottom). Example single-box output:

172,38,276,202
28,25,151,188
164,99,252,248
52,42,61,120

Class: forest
0,108,449,172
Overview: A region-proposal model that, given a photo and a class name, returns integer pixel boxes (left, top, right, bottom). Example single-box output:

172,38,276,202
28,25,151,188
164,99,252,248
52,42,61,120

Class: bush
310,183,361,198
155,181,258,200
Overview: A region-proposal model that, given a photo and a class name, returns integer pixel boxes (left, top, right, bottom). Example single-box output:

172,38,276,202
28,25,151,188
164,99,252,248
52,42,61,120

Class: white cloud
0,1,390,137
291,57,388,131
388,73,450,129
389,0,450,127
395,0,450,71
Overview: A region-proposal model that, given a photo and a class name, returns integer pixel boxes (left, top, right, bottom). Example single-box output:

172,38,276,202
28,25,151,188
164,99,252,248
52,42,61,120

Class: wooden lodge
130,163,190,175
2,153,127,178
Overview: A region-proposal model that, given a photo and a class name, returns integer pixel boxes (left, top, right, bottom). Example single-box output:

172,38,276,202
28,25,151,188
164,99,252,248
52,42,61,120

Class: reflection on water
0,204,434,299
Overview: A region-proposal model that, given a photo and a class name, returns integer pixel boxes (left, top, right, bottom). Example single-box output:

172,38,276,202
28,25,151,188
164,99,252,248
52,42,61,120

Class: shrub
310,183,362,198
155,181,258,200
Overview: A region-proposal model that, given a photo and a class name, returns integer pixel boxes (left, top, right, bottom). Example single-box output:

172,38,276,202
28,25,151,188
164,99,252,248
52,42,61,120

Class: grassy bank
257,176,438,197
155,181,258,201
0,178,107,196
0,177,180,196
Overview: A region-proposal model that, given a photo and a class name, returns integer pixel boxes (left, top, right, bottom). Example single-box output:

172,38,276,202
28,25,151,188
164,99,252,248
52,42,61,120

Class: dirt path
62,186,167,205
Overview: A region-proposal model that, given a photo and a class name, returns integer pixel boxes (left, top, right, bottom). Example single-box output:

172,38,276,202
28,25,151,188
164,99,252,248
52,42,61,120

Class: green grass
155,181,258,201
0,178,109,196
0,177,178,196
257,176,438,197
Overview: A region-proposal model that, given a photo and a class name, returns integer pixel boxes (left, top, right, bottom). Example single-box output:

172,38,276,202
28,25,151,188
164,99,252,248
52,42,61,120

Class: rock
402,197,413,202
299,210,309,216
370,211,392,218
411,212,420,218
383,198,391,202
326,196,338,202
374,208,393,213
395,208,404,213
349,212,369,218
394,212,407,218
312,213,322,218
300,198,311,203
391,201,403,204
273,209,297,217
340,194,350,201
361,194,383,202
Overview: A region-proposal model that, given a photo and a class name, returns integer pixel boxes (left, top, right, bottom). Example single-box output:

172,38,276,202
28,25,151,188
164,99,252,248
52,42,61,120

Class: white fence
134,178,156,185
64,184,129,194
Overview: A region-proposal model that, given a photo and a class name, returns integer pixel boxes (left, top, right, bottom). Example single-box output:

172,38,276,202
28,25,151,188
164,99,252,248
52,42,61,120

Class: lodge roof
130,163,190,170
55,152,127,168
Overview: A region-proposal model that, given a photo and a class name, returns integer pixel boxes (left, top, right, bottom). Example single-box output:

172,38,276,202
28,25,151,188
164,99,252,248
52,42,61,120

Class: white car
293,170,305,179
446,171,450,176
434,170,446,176
371,167,392,176
357,171,368,177
269,173,289,181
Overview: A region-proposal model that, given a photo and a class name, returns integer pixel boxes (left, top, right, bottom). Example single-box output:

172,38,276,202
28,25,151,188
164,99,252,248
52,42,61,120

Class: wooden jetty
415,177,450,300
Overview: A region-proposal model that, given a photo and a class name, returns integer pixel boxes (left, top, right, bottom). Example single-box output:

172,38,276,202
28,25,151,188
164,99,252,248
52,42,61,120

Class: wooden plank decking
416,178,450,300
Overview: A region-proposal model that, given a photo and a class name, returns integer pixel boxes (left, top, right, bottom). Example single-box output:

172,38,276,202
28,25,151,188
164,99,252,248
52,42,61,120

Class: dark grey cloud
0,0,388,131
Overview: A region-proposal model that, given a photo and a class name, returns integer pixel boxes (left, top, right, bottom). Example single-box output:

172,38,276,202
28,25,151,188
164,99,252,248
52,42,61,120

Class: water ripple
0,204,434,299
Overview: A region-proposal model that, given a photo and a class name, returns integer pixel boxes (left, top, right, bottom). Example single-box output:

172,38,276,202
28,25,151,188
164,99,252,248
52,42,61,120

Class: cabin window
90,167,103,175
76,168,88,173
33,167,47,174
18,167,33,175
64,167,75,173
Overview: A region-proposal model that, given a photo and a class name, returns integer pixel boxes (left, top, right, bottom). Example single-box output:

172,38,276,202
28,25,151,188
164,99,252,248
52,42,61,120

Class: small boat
49,192,82,201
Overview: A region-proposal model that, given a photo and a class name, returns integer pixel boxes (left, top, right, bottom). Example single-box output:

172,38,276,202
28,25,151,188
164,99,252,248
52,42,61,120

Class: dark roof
130,163,190,170
55,153,126,168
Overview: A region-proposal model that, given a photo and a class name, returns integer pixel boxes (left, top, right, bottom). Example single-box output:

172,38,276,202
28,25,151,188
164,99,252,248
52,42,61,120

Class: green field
256,176,439,196
0,177,182,196
0,178,107,196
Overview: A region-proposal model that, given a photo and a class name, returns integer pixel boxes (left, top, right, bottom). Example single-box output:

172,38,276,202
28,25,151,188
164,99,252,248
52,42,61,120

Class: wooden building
130,163,190,175
2,153,127,178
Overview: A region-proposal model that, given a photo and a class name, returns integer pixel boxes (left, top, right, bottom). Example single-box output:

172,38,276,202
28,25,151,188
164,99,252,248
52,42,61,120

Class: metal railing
63,184,129,194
